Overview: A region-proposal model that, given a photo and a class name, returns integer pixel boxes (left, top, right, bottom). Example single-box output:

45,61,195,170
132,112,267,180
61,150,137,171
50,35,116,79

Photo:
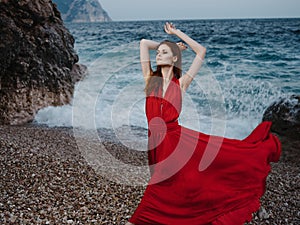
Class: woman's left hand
164,22,177,35
177,42,188,51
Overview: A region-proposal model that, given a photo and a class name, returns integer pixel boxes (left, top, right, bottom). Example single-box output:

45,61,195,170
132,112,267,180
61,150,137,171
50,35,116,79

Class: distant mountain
52,0,112,22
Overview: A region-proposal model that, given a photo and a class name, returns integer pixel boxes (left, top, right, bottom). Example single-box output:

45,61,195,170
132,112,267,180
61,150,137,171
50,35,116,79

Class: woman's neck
161,66,174,81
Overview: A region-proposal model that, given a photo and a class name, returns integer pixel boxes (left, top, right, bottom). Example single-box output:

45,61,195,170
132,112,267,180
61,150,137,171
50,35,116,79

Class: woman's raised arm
140,39,159,81
164,22,206,91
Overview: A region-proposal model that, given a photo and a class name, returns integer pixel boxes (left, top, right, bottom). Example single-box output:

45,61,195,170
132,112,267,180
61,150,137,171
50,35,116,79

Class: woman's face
156,44,176,66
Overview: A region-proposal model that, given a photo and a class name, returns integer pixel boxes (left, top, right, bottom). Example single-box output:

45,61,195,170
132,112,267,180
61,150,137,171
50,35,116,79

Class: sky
99,0,300,21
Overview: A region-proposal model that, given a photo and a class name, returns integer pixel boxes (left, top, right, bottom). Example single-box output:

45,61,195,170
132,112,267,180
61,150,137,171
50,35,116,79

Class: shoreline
0,124,299,224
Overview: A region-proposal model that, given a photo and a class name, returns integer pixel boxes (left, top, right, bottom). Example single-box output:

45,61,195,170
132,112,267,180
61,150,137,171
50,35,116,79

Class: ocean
34,18,300,141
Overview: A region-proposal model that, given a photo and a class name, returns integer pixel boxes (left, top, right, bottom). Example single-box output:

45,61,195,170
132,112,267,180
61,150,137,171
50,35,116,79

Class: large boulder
0,0,86,125
263,95,300,162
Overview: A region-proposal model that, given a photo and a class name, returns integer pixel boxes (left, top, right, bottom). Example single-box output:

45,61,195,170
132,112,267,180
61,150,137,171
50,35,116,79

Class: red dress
129,76,281,225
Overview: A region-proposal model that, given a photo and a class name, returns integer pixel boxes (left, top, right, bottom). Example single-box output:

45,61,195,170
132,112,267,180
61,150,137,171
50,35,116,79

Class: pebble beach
0,125,299,224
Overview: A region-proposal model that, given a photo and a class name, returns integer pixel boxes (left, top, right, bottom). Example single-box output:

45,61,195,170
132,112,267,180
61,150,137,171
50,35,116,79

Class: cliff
0,0,87,125
52,0,112,23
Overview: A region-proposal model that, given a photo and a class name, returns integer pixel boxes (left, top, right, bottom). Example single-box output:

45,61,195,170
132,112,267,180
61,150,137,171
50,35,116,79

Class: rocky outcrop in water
263,95,300,162
263,95,300,139
0,0,87,125
52,0,112,23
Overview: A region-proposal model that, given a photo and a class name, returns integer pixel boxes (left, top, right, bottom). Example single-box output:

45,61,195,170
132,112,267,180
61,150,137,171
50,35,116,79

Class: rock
0,0,87,125
52,0,112,23
263,95,300,140
257,207,269,220
262,95,300,162
70,63,88,83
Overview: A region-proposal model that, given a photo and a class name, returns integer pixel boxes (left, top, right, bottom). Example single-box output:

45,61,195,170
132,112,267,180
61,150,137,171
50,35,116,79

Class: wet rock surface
0,125,299,224
263,95,300,140
0,0,86,125
263,95,300,167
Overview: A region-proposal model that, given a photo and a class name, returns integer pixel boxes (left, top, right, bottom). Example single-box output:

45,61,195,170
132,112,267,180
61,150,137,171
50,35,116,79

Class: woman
126,22,281,225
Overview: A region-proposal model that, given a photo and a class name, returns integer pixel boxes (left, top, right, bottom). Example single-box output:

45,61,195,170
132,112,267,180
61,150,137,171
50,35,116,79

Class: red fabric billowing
129,76,281,225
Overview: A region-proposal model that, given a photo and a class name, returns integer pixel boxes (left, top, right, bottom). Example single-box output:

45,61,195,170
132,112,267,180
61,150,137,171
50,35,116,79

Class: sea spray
35,19,298,140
